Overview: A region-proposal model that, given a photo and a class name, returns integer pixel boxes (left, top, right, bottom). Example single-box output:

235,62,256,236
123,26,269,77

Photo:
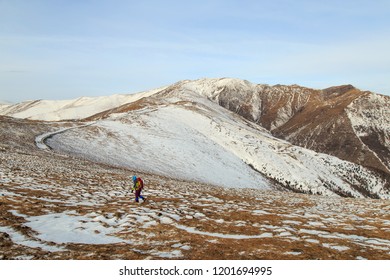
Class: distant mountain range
1,78,389,198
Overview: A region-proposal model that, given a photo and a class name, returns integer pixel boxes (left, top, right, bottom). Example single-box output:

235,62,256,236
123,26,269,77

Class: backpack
134,177,144,191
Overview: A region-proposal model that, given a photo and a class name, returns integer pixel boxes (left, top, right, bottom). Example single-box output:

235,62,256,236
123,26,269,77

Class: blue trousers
135,189,145,202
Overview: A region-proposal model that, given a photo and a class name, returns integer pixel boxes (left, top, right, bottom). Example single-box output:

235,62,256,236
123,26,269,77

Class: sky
1,0,390,103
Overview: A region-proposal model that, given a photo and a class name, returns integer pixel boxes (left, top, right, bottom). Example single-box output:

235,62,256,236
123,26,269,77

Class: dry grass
1,117,390,260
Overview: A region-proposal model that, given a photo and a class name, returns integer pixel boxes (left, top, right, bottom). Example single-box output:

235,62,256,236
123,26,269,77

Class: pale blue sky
1,0,389,102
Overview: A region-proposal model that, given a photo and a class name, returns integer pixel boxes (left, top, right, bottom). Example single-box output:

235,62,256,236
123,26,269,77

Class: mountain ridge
1,78,389,199
174,78,389,177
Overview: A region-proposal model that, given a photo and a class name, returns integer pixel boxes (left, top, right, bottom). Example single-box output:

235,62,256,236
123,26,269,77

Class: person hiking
131,175,146,203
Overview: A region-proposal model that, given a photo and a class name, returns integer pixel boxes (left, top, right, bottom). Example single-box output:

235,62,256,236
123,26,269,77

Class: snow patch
0,225,64,252
25,211,130,245
175,224,273,240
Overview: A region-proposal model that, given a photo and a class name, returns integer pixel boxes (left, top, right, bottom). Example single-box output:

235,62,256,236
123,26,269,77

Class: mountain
185,78,390,177
2,78,390,260
0,87,165,121
2,116,390,260
1,78,389,199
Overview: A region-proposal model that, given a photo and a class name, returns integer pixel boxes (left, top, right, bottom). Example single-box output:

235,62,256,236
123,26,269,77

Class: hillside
1,78,389,199
182,78,390,177
2,77,390,260
40,82,388,198
3,79,388,175
1,116,390,260
4,77,387,178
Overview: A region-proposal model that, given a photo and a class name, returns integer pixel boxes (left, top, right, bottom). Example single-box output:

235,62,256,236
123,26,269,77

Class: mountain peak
322,84,357,95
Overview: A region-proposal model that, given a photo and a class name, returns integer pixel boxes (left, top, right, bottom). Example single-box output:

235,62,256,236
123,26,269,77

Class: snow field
0,87,167,121
46,106,271,190
45,94,389,198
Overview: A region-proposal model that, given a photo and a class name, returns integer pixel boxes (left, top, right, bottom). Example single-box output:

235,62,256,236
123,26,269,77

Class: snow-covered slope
46,100,272,190
45,85,390,198
346,93,390,172
3,77,389,198
0,87,166,121
172,78,390,179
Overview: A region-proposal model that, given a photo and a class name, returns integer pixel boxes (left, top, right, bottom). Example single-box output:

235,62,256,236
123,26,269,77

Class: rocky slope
181,78,389,178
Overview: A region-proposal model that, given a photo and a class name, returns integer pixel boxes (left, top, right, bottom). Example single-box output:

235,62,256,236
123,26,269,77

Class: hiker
131,175,146,203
